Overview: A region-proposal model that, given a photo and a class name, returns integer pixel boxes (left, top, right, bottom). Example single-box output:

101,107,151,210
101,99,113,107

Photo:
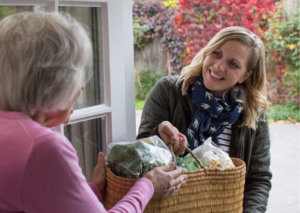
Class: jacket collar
173,78,195,124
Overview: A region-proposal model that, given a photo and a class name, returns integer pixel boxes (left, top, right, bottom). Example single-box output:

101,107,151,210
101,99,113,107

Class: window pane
64,117,105,181
0,6,48,20
59,6,104,109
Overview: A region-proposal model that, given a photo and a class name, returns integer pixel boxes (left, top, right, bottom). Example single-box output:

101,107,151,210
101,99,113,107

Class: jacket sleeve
243,118,272,213
136,77,173,139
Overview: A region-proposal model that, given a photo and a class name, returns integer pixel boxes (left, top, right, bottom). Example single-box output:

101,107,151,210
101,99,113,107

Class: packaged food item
176,156,201,171
107,136,172,178
200,150,234,170
185,137,235,171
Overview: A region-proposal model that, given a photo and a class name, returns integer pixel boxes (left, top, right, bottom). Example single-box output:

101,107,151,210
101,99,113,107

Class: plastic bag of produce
107,135,172,178
185,137,235,171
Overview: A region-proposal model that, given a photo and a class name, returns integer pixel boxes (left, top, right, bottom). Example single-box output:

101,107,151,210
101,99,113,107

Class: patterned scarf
185,76,243,150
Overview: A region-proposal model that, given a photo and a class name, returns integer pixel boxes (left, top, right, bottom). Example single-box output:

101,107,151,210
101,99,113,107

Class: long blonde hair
178,26,268,130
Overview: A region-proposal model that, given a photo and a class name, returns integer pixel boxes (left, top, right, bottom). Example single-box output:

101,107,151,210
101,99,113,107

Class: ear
238,70,253,84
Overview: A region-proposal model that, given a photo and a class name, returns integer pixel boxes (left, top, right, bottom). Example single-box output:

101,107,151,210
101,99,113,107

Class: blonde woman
137,26,272,213
0,12,187,213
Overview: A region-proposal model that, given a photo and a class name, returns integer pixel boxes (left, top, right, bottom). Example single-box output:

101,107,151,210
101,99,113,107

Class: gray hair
0,12,92,115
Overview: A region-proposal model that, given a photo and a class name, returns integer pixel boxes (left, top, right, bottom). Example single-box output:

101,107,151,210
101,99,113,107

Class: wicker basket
104,147,246,213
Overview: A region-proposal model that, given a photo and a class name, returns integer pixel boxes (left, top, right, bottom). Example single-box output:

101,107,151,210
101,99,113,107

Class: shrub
268,102,300,122
135,69,167,101
265,1,300,97
0,6,17,20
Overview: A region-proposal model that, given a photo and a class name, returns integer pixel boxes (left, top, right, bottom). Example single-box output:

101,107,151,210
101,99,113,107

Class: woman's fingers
158,121,177,142
176,133,188,155
159,162,175,172
90,152,106,195
143,164,188,199
158,121,187,155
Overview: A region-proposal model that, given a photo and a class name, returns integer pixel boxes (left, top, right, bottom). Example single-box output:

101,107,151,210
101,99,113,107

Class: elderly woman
0,12,187,213
138,26,272,212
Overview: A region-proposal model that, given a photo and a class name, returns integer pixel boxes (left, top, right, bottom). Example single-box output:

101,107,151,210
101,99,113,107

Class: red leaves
179,0,187,6
279,65,286,71
169,0,279,71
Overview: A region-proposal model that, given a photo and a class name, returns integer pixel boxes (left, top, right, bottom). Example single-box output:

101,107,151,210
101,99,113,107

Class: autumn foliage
132,0,279,73
172,0,278,70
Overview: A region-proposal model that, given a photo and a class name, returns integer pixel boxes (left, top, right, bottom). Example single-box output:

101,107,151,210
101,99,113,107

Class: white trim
59,1,106,6
68,104,111,124
49,0,57,12
108,0,136,143
101,3,111,107
54,125,64,134
123,0,136,141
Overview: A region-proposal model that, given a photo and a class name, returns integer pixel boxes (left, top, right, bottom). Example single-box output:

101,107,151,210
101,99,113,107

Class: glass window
59,6,105,109
64,117,106,182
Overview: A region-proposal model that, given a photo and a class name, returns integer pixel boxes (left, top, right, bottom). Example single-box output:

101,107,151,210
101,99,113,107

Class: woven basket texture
104,158,246,213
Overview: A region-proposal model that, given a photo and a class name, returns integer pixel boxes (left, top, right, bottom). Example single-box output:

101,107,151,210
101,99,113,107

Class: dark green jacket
137,76,272,213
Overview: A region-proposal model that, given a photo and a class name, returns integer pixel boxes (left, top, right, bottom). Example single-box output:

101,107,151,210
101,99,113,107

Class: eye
229,61,239,69
212,51,221,57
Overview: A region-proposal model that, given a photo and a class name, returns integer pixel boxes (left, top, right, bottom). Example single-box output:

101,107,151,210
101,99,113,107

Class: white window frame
0,0,136,154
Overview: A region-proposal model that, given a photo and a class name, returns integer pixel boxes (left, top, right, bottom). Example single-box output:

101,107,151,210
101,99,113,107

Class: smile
209,69,224,80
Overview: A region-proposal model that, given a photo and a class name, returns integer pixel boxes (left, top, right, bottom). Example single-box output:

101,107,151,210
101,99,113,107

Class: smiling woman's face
202,40,253,98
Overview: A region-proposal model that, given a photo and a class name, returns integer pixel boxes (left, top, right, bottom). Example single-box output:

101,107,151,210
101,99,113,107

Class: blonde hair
178,26,268,130
0,12,92,115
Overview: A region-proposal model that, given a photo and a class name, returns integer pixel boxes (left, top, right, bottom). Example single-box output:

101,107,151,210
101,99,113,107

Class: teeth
210,70,223,80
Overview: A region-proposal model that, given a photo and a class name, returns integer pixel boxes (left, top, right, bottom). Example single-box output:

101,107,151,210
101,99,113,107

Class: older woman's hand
91,152,106,196
142,162,188,199
158,121,187,155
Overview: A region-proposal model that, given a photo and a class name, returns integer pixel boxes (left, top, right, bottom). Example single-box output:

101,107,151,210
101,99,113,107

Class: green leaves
265,1,300,97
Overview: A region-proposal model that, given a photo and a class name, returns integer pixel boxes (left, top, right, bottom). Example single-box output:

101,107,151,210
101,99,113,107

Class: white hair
0,12,92,115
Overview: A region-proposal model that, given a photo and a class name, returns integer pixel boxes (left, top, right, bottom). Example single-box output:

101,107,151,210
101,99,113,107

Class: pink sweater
0,110,154,213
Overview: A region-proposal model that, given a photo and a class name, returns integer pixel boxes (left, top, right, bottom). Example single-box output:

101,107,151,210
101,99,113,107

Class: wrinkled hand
90,152,106,196
158,121,187,155
142,162,188,199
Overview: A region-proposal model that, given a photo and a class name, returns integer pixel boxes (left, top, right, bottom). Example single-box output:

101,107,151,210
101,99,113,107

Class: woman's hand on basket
91,152,106,196
158,121,187,155
142,162,188,199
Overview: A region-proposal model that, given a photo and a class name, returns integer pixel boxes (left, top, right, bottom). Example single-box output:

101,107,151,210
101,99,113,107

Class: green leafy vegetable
176,157,201,171
107,139,172,178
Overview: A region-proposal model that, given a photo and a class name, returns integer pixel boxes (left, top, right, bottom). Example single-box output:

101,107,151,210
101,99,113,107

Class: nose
81,81,85,90
214,59,226,72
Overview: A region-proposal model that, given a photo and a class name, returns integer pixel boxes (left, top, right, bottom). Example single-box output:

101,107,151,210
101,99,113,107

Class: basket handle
170,142,207,173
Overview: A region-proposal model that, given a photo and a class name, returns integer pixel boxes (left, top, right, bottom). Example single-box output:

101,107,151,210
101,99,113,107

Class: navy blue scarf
185,76,243,150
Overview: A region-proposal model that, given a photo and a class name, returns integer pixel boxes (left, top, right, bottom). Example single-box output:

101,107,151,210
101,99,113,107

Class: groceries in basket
176,156,201,171
107,136,172,178
185,137,235,171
